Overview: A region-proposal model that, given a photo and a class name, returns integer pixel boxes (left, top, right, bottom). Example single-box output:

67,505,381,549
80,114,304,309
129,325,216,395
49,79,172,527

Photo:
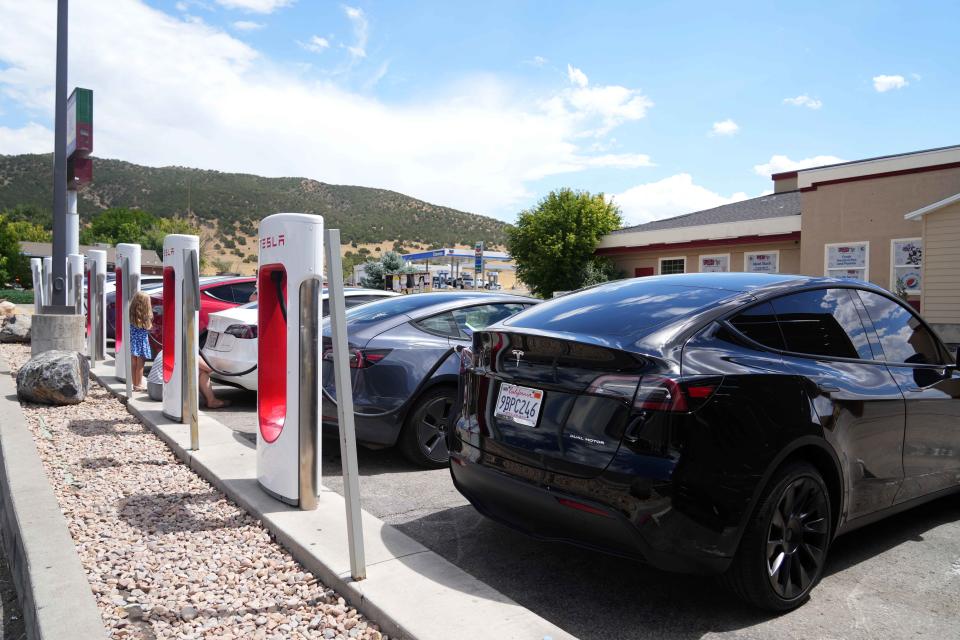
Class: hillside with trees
0,154,509,253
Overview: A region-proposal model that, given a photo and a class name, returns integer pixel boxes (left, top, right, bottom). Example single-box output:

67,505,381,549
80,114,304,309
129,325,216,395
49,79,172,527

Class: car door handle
906,386,924,393
818,383,840,393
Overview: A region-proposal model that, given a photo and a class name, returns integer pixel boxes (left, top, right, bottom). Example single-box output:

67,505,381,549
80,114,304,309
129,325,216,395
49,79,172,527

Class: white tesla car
201,288,397,391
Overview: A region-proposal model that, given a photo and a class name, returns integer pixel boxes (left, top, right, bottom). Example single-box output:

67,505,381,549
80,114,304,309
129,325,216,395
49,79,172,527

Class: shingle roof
612,190,801,235
18,241,162,266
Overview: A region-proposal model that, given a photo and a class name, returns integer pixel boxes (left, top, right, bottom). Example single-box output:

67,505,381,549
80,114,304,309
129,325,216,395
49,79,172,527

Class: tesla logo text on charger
260,234,286,250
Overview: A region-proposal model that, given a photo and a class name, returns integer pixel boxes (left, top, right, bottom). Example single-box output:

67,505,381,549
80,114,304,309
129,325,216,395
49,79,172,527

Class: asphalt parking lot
210,383,960,640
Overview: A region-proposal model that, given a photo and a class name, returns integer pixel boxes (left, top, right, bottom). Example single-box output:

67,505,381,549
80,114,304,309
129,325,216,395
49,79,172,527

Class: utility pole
51,0,69,306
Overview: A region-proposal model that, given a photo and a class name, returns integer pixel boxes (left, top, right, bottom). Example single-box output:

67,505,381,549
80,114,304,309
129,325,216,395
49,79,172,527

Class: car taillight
225,324,258,339
323,348,391,368
633,376,688,412
586,374,641,403
588,374,720,413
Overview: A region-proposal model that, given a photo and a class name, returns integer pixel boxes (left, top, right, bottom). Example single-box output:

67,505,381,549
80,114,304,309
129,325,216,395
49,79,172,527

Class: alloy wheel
765,476,829,600
416,395,452,463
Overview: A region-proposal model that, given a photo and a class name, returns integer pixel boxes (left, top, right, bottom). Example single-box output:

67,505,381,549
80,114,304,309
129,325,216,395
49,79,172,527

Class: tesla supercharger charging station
42,256,52,307
86,250,107,362
161,234,200,424
68,253,84,315
30,258,44,313
257,213,324,508
115,243,141,384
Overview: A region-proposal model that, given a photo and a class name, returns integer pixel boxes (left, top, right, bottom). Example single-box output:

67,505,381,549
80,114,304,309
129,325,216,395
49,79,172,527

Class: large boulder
16,350,89,405
0,314,31,343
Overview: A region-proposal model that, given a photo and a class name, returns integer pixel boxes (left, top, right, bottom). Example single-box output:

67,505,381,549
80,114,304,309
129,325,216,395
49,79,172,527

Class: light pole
51,0,69,306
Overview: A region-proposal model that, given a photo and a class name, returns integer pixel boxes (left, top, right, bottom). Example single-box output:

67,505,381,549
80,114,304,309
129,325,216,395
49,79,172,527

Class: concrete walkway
91,360,575,640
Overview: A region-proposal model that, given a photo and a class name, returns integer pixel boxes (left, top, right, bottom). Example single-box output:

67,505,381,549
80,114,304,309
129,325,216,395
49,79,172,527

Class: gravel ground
1,344,384,640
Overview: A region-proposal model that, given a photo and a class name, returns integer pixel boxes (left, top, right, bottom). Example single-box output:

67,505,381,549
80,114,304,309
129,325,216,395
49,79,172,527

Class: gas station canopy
401,248,512,264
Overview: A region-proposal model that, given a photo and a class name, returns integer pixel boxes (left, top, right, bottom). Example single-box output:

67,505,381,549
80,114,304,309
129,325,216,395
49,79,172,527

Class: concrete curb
0,356,108,639
92,361,576,640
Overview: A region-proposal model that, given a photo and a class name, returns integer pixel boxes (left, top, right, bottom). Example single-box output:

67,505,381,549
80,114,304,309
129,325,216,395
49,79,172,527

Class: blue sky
1,0,958,225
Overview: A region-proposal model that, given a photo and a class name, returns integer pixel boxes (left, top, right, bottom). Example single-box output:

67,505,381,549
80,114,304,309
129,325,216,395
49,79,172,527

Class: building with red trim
597,144,960,342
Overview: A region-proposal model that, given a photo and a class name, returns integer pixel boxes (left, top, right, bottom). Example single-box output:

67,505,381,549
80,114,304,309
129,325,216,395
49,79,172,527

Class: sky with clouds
0,0,957,226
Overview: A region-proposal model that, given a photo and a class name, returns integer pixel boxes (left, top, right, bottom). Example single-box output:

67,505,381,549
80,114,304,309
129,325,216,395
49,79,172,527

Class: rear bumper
203,349,258,391
449,451,733,575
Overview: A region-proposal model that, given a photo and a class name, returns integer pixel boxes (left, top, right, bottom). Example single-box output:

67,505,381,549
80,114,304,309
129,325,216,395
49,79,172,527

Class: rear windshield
502,279,733,340
342,292,493,326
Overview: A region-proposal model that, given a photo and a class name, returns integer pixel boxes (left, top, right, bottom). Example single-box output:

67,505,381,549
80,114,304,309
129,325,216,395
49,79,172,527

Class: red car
149,276,257,354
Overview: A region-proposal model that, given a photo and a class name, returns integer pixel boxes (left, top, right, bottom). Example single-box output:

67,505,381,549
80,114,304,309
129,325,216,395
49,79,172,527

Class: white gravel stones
1,344,385,640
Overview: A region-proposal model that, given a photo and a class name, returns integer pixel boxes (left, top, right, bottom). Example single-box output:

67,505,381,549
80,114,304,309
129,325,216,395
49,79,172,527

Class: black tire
398,386,456,469
721,461,832,612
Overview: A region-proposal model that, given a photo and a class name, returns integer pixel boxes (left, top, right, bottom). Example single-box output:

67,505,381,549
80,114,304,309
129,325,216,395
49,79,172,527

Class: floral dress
130,325,152,359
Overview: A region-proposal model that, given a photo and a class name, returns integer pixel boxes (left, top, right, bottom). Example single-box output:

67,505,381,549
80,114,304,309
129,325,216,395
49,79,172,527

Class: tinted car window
856,290,943,365
730,301,784,350
503,280,732,341
231,282,256,303
344,296,377,308
415,311,460,338
344,293,510,327
451,303,529,339
770,288,873,360
205,284,234,302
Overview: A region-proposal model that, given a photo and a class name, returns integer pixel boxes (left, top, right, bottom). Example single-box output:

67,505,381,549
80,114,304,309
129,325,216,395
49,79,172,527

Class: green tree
507,189,622,298
380,251,406,275
579,256,622,287
341,250,367,282
80,207,156,246
1,204,51,228
0,216,30,286
141,216,202,254
360,259,385,289
5,220,51,242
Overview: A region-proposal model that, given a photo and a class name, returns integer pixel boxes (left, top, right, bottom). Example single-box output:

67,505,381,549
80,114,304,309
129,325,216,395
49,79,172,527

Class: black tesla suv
449,273,960,611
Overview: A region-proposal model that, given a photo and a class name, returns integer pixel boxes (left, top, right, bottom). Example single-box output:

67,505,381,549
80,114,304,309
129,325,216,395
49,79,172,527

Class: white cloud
343,5,367,58
232,20,265,31
753,154,845,177
215,0,292,13
873,74,908,92
0,0,657,219
0,121,53,153
545,74,654,136
783,95,822,109
614,174,749,226
710,118,739,136
527,55,547,67
298,35,330,53
567,64,588,88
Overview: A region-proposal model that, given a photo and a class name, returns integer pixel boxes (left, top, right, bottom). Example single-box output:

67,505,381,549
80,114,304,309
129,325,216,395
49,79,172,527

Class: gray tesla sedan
321,291,537,467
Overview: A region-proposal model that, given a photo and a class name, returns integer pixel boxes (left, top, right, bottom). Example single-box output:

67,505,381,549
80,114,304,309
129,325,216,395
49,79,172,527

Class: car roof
575,272,894,297
393,292,536,319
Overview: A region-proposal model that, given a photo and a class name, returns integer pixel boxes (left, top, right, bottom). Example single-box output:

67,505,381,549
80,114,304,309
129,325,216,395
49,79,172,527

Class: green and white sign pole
65,87,93,259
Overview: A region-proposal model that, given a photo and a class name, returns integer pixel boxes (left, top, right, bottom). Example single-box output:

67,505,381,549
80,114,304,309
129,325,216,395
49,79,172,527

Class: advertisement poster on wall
746,253,778,273
826,243,867,279
892,239,922,292
700,255,729,272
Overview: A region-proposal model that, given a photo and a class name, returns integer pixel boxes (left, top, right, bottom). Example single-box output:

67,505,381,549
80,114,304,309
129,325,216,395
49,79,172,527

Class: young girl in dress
129,291,153,391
